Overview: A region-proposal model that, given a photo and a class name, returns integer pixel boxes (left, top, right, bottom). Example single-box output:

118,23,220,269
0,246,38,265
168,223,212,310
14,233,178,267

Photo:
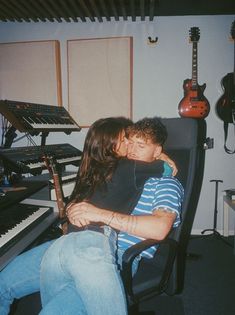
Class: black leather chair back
122,117,207,312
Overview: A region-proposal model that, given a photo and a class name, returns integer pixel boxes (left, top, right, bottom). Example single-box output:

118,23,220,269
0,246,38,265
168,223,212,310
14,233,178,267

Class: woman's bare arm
67,202,176,240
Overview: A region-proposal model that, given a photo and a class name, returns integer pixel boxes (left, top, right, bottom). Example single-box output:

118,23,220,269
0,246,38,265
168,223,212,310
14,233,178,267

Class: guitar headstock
230,20,235,40
42,154,58,174
189,27,200,43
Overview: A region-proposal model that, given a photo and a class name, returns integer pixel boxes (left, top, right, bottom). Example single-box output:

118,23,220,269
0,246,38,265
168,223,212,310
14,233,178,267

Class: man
0,117,183,315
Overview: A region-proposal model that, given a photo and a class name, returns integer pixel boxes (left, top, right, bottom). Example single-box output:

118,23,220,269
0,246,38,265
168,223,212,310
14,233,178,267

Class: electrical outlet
203,137,214,150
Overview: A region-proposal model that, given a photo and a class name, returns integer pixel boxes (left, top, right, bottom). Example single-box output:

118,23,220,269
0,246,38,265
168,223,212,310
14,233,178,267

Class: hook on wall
147,36,158,44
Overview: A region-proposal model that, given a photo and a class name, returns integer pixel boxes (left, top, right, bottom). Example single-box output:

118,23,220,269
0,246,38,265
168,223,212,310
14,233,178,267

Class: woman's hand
66,202,102,227
158,152,178,176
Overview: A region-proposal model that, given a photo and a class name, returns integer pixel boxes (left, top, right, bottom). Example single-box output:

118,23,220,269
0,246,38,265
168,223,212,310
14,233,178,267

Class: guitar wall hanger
203,137,214,150
147,36,158,45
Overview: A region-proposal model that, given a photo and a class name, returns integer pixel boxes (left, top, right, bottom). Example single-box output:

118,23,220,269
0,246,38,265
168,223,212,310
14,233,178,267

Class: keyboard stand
41,131,49,146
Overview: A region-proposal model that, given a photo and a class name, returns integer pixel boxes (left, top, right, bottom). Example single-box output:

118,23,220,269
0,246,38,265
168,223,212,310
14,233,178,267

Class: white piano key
56,156,82,164
22,117,77,129
25,156,81,169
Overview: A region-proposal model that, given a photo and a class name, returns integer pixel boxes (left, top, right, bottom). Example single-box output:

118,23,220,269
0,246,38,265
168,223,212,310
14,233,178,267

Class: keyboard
0,143,82,175
0,202,58,271
0,99,81,135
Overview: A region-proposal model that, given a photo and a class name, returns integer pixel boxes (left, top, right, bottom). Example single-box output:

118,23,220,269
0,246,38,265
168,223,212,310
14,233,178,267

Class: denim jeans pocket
73,230,116,265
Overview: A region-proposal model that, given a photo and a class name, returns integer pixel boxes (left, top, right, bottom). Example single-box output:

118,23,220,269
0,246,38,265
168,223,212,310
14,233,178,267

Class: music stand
201,179,232,247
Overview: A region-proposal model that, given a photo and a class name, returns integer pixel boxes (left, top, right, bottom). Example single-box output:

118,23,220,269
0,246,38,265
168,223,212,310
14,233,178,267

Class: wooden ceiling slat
78,0,95,22
58,0,78,22
119,0,127,21
149,0,155,21
27,0,47,22
35,0,56,22
1,0,25,22
38,0,62,23
110,0,119,21
0,0,234,23
48,0,68,22
0,13,8,22
9,0,39,22
88,0,103,22
71,0,86,22
98,0,111,22
37,0,62,22
6,0,31,22
57,0,78,22
0,4,17,22
130,0,136,21
140,0,145,21
18,0,40,22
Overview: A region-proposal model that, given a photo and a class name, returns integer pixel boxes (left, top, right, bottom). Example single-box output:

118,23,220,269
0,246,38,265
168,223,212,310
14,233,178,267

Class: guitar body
216,72,235,123
178,79,210,118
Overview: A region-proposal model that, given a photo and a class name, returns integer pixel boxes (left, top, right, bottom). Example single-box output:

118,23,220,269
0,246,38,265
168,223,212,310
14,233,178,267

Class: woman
67,116,171,230
39,116,176,315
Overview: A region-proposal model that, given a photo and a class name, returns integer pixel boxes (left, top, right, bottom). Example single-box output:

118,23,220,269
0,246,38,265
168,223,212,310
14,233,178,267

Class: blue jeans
0,241,53,315
40,226,127,315
0,228,140,315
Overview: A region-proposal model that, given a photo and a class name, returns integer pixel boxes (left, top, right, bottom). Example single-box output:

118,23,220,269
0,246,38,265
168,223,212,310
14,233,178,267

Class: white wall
0,15,234,234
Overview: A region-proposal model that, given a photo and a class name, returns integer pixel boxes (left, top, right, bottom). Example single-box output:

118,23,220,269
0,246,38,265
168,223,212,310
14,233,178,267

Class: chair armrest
121,238,178,301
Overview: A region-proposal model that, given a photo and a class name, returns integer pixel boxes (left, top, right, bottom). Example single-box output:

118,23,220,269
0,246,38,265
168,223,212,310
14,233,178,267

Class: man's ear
153,145,162,159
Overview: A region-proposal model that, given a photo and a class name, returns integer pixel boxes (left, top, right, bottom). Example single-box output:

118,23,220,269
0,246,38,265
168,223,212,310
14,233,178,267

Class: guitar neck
192,41,198,88
234,41,235,85
52,173,65,218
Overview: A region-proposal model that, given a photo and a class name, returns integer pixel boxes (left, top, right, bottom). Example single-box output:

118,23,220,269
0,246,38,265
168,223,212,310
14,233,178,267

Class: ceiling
0,0,234,23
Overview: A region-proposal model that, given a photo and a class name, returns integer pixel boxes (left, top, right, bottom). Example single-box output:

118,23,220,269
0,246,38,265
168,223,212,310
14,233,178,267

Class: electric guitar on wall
216,21,235,124
215,21,235,154
178,27,210,118
43,154,68,234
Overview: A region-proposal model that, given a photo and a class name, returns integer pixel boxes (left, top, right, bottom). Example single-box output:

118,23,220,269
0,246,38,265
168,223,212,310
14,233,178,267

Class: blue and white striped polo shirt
117,176,184,259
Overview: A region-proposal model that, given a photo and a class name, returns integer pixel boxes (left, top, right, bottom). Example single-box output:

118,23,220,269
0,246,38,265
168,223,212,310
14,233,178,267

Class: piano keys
0,99,81,135
0,202,58,271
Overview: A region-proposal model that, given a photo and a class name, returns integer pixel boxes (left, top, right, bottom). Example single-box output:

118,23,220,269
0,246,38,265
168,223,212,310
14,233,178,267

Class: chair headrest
161,117,202,150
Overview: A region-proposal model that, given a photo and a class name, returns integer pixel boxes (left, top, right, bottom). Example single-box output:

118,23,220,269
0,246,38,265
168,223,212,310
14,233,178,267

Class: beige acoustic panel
67,37,133,127
0,40,62,106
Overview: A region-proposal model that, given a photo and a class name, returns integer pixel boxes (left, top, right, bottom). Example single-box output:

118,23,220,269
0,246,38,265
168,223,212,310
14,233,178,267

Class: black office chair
121,117,207,314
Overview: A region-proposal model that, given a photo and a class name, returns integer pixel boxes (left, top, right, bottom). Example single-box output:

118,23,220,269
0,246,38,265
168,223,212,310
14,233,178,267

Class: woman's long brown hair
69,117,132,203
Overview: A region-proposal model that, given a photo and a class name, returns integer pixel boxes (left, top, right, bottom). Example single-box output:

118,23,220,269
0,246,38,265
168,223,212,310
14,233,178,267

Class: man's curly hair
126,117,167,146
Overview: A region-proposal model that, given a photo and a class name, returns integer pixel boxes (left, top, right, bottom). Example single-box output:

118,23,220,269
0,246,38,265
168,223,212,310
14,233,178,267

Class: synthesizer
0,99,81,135
0,202,58,271
0,143,82,175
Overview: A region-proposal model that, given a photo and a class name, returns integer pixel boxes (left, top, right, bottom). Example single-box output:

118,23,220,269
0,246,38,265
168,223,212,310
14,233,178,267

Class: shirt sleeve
163,162,173,176
153,177,184,228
